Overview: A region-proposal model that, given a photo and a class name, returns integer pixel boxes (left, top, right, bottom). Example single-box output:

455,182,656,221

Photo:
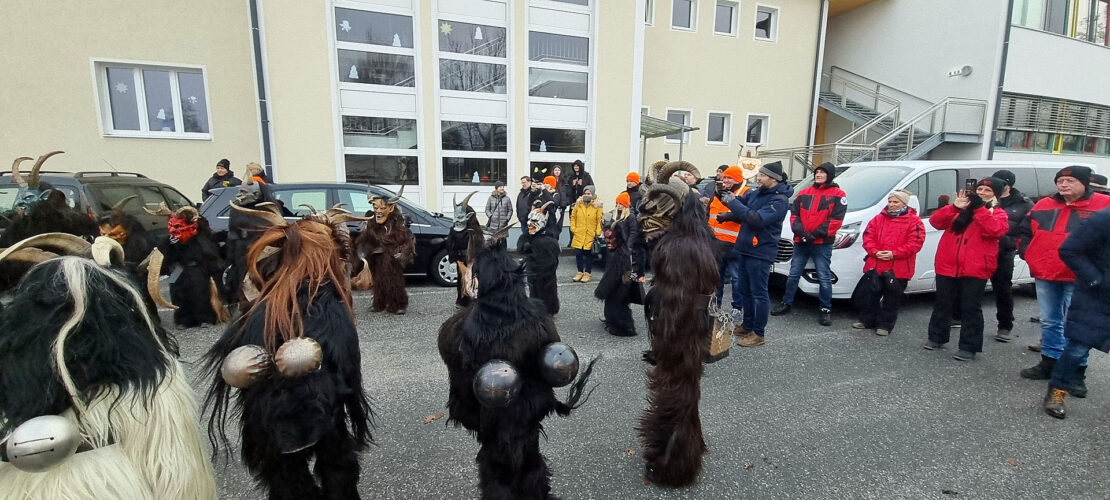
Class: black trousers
928,275,987,353
990,250,1016,331
856,270,908,332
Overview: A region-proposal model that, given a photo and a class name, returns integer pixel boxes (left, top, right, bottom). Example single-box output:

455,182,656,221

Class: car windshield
791,164,913,212
0,184,19,211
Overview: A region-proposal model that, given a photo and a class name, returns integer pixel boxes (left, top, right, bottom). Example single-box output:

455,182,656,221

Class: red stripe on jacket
790,183,847,244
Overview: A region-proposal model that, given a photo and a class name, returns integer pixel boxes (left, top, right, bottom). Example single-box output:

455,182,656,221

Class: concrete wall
1005,26,1110,106
0,1,261,201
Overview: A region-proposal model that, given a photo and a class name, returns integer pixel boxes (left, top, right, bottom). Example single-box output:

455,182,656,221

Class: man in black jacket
991,169,1035,343
201,159,241,201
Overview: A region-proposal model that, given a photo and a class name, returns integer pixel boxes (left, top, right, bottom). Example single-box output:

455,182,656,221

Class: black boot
1043,386,1067,419
1070,366,1088,399
1020,355,1056,380
770,302,792,316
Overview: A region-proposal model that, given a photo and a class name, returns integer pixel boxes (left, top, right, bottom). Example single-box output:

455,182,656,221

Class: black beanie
760,161,786,182
216,158,230,168
992,169,1016,188
976,177,1006,197
1055,165,1092,188
814,162,835,184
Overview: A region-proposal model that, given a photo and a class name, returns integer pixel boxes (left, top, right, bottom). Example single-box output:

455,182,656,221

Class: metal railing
870,97,989,160
826,66,933,118
759,144,876,177
821,71,901,116
837,106,901,146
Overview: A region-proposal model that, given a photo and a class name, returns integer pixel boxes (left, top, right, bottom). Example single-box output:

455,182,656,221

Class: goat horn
299,203,318,214
647,160,668,185
28,151,63,188
658,161,699,184
459,191,478,210
144,202,173,217
490,221,515,242
539,201,555,212
0,232,92,263
388,184,406,204
328,213,372,224
145,248,178,310
230,202,286,227
10,156,33,187
113,195,139,214
90,236,125,267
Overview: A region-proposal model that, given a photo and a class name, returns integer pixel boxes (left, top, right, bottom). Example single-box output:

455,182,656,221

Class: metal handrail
828,66,933,111
837,106,901,146
822,71,901,114
760,143,875,177
870,97,988,160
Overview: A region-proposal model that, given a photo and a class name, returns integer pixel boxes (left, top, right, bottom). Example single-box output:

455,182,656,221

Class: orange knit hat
626,172,640,183
723,166,744,183
615,192,630,207
543,175,557,187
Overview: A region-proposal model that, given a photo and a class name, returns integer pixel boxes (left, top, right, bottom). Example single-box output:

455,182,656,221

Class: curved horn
10,156,33,187
229,202,286,227
459,191,478,210
388,184,406,204
0,247,58,265
144,202,173,217
298,203,318,215
329,213,373,224
658,161,699,184
112,195,139,214
29,151,64,188
650,182,687,204
145,248,178,310
0,232,92,263
490,221,515,242
538,201,555,212
647,160,668,185
453,193,458,207
91,236,125,267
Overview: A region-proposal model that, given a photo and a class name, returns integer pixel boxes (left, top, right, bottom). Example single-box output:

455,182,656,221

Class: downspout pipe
249,0,275,176
806,0,829,152
987,1,1014,160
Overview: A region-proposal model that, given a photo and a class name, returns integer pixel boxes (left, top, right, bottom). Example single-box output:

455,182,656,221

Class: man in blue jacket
719,161,794,347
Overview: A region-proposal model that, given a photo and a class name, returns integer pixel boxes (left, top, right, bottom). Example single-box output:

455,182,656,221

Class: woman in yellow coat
570,185,604,282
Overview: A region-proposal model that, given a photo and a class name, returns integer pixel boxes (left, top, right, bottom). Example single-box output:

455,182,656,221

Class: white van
773,160,1100,300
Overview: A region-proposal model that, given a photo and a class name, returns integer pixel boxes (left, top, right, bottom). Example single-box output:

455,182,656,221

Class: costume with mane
354,187,416,314
446,192,485,308
146,205,227,328
594,208,638,337
521,200,560,316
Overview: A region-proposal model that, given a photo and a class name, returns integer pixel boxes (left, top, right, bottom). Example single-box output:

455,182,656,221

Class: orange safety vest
707,185,748,243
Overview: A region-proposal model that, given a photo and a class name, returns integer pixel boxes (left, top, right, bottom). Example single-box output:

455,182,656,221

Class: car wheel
429,248,457,287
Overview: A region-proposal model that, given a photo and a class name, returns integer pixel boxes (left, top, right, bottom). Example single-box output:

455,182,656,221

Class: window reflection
345,155,420,184
442,122,508,151
530,128,586,153
335,8,413,48
439,20,506,57
529,32,589,65
343,117,418,149
338,49,415,86
528,68,587,99
440,60,507,93
442,158,507,186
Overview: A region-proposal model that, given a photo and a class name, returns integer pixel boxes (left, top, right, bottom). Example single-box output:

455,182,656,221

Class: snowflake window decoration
440,22,452,36
114,82,129,94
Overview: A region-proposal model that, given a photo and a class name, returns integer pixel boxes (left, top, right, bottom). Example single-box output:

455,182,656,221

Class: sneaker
1043,386,1067,419
738,334,765,347
572,272,584,282
875,329,890,336
950,320,962,328
729,309,744,323
923,341,942,350
852,322,869,330
953,350,975,361
580,272,591,283
770,302,792,316
995,329,1013,343
818,308,832,326
1028,341,1042,352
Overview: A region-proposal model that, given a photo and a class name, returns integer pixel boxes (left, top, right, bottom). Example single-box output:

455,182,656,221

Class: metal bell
274,337,323,377
4,415,82,472
538,342,580,387
472,360,521,408
220,345,273,388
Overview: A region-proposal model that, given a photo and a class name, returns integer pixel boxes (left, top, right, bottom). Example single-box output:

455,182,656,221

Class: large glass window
442,121,508,151
335,8,414,48
98,63,210,138
551,0,588,4
1045,0,1070,34
1012,0,1047,28
529,32,589,66
345,155,420,185
440,60,507,94
338,50,415,86
342,116,418,149
530,128,586,153
528,68,587,99
443,158,507,186
438,20,506,57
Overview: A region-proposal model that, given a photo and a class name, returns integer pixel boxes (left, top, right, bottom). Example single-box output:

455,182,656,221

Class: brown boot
572,272,584,282
1043,386,1067,419
580,272,591,283
733,324,753,338
738,334,765,347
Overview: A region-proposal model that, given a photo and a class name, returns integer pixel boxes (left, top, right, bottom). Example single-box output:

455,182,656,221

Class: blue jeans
737,257,772,336
1036,280,1083,362
782,243,833,309
715,254,741,310
575,249,593,273
1049,338,1091,391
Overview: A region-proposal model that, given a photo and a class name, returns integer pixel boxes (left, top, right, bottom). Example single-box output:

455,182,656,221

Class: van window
1035,168,1060,200
903,169,957,215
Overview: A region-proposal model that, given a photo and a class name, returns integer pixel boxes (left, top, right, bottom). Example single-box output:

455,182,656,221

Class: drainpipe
806,0,829,152
249,0,275,178
987,1,1014,160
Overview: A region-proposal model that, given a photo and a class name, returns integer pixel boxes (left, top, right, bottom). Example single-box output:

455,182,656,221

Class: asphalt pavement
172,255,1110,499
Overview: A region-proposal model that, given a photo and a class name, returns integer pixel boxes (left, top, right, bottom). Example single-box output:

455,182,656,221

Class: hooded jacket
789,169,846,245
995,187,1033,255
485,191,513,231
929,201,1009,280
1018,191,1110,282
202,170,242,200
725,181,794,262
862,207,925,280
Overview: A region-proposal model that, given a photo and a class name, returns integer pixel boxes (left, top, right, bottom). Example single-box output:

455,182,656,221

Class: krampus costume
354,185,415,314
446,191,484,308
98,195,153,270
594,207,638,337
147,204,227,328
224,177,280,305
521,200,560,316
0,241,215,499
636,161,718,486
203,219,373,500
438,225,596,500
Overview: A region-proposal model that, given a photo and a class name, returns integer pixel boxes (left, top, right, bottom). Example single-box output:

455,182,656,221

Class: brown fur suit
637,161,718,487
355,209,415,313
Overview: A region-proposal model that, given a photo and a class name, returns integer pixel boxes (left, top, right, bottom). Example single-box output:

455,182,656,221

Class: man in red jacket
772,162,846,326
1018,165,1110,383
923,178,1010,361
853,190,925,336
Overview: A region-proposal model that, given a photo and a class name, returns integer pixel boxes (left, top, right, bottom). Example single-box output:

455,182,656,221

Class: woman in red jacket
853,190,925,336
924,178,1010,361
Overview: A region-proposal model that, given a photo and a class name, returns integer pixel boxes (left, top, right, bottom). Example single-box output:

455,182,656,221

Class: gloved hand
718,191,736,204
967,193,984,210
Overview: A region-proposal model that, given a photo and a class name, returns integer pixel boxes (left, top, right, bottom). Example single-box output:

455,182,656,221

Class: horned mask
368,184,405,224
235,177,263,206
10,151,63,211
637,160,700,242
452,191,478,231
527,201,554,235
98,195,138,245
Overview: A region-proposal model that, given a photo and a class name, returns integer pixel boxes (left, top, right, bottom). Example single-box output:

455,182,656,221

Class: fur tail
555,355,600,416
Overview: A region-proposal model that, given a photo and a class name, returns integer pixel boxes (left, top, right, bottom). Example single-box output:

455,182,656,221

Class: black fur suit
446,214,484,308
0,191,99,291
355,210,415,313
226,204,273,304
594,216,637,337
158,228,222,328
521,232,560,316
437,239,594,500
205,285,372,500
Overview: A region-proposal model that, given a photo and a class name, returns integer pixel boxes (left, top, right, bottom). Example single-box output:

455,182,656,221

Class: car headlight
832,222,861,250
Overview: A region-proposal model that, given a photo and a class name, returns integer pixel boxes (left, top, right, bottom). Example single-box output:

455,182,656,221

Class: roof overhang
639,114,698,139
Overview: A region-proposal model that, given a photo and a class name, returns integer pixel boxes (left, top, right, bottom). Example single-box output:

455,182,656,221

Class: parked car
772,160,1100,300
0,171,195,241
199,182,456,287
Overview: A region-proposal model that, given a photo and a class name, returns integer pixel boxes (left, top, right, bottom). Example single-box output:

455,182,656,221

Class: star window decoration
440,22,452,36
114,82,129,94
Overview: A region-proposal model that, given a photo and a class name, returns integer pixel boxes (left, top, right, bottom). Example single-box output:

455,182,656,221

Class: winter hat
1090,174,1109,194
888,189,912,206
1055,165,1092,188
814,162,835,183
583,184,596,195
976,177,1006,197
216,158,230,168
543,175,558,187
615,192,630,207
722,166,745,183
626,171,641,184
494,181,506,189
992,169,1016,188
759,161,786,182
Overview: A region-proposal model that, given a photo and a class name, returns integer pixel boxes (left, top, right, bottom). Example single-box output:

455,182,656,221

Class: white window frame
665,108,692,144
645,0,655,25
641,106,650,115
436,16,510,98
527,27,590,103
334,4,419,96
745,112,770,146
753,4,779,42
92,59,212,140
706,111,731,145
714,1,739,37
670,0,698,32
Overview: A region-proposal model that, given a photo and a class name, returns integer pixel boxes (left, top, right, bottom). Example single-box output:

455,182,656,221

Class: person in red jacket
1017,165,1110,382
772,162,846,326
923,177,1010,361
853,190,925,336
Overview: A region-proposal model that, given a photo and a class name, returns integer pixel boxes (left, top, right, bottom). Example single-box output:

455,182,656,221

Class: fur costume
521,200,560,316
97,195,153,268
203,220,373,500
594,209,638,337
447,192,484,308
148,205,226,328
0,256,215,499
636,161,718,487
224,178,280,305
354,186,415,314
437,228,596,500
